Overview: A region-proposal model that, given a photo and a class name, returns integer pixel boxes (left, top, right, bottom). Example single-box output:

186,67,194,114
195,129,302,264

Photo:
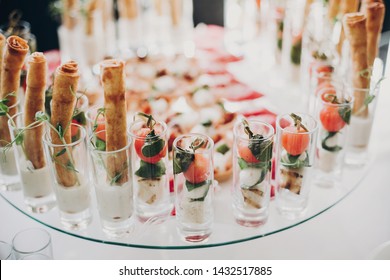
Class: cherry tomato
320,105,346,132
95,123,106,142
238,145,259,163
183,153,210,184
134,128,167,164
71,120,80,137
281,126,310,156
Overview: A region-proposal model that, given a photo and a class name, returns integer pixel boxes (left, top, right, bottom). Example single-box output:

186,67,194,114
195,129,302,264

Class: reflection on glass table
0,160,371,249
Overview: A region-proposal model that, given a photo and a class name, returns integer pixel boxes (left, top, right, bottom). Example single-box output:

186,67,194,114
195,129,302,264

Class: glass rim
233,119,275,142
7,112,45,130
172,133,214,153
43,123,86,148
0,241,13,259
128,119,168,140
88,130,131,155
276,112,318,135
317,87,355,107
12,228,51,254
85,104,105,124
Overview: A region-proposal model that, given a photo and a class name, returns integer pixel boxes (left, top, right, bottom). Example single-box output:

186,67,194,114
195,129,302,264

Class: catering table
1,30,390,260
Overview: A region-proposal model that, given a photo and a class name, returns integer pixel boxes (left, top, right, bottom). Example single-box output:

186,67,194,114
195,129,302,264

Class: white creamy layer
0,147,18,176
239,167,263,187
95,182,133,222
20,164,53,199
136,175,167,205
179,199,208,224
317,130,340,173
347,115,373,149
241,182,267,210
55,179,91,214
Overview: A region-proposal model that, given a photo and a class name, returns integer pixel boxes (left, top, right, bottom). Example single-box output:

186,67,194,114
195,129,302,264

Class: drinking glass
12,228,53,260
8,113,56,213
314,86,354,187
232,119,274,227
129,119,171,222
88,129,133,237
173,133,214,242
43,123,92,229
275,113,318,219
0,241,14,260
0,101,21,191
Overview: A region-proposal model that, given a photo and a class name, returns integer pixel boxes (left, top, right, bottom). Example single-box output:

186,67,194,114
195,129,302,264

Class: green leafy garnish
249,136,273,162
216,144,230,155
322,131,342,152
338,106,351,125
73,110,87,126
94,138,106,151
135,160,166,179
185,180,210,202
142,136,165,158
281,152,310,169
290,39,302,65
201,120,212,127
173,147,194,174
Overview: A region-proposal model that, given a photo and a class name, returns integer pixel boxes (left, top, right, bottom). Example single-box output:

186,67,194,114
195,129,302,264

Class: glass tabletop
0,160,371,249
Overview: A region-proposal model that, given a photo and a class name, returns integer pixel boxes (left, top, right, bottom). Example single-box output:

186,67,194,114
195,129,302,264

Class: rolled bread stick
366,2,386,67
24,52,47,169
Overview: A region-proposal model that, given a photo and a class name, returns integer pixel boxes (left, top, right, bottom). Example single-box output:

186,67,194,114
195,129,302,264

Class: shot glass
232,119,274,227
345,85,380,166
43,123,92,229
12,228,53,260
0,241,14,260
173,133,214,242
129,118,171,222
275,113,318,219
8,113,56,213
0,101,21,191
88,129,133,237
314,87,354,187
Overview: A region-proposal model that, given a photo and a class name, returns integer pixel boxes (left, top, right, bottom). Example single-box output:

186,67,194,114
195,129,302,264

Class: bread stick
0,36,29,146
63,0,79,29
118,0,138,19
337,0,360,54
365,2,385,67
50,61,79,187
327,0,341,22
0,34,5,95
169,0,181,26
101,59,128,184
24,52,47,169
343,13,369,117
360,0,383,13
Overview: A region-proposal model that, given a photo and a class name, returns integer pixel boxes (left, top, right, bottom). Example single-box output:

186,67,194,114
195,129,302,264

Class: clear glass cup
129,119,171,222
224,0,258,56
314,87,354,187
43,123,92,229
8,113,56,213
232,119,274,227
88,129,133,237
12,228,53,260
275,112,318,219
345,85,380,166
269,0,286,64
173,133,214,242
0,101,21,191
281,0,306,82
0,241,14,260
307,64,341,115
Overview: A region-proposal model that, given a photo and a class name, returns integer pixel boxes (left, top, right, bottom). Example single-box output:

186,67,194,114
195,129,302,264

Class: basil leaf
364,94,375,107
55,148,67,157
290,39,302,65
185,180,209,192
339,106,351,125
95,138,106,151
249,135,273,162
135,160,166,179
173,148,194,174
142,138,165,158
216,144,230,155
322,131,342,152
282,152,310,168
73,110,87,125
14,129,24,146
238,157,248,170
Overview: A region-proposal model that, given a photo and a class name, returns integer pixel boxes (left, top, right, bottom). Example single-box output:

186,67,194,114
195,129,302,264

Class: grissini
50,61,79,187
24,52,47,169
101,59,128,184
360,0,384,13
0,33,5,94
337,0,360,54
118,0,138,20
365,2,385,67
169,0,181,27
343,13,369,117
327,0,341,22
155,0,163,16
85,0,99,36
0,36,29,146
63,0,79,29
